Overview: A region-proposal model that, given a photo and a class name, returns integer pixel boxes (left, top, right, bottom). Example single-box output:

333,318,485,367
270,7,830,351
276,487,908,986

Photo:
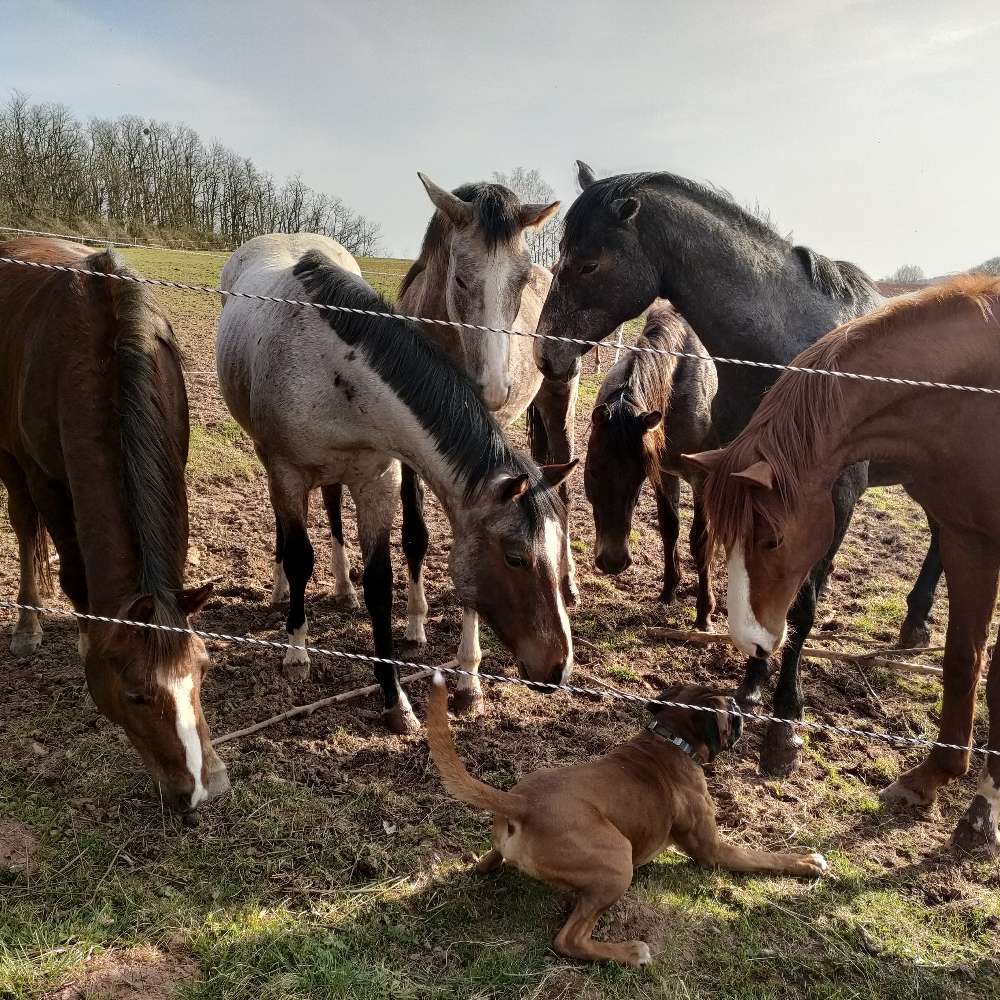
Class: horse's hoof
333,590,360,610
759,722,804,777
282,645,311,682
693,616,714,633
658,587,678,605
897,619,931,650
879,777,935,808
403,621,427,647
10,630,43,659
452,686,486,718
950,797,999,857
384,704,421,735
562,576,580,609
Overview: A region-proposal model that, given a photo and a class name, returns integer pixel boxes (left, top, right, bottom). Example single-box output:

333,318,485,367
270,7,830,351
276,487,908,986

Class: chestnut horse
688,275,1000,853
0,239,226,812
585,302,718,627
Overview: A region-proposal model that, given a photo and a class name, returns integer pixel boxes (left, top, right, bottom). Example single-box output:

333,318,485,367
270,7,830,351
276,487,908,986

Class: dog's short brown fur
426,674,827,966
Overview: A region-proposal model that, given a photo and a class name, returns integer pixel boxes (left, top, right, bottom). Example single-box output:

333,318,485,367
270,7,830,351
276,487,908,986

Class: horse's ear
576,160,597,190
612,197,640,224
732,460,775,490
497,473,531,503
520,201,560,231
126,595,157,624
417,172,472,227
640,411,663,432
176,581,214,618
591,402,612,426
680,449,726,477
541,460,579,491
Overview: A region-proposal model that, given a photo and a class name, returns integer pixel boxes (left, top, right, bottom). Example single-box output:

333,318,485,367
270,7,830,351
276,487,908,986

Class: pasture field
0,247,998,1000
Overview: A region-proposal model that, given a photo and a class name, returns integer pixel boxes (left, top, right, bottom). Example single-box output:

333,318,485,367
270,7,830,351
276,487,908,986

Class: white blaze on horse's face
163,671,207,808
446,239,527,411
727,544,785,658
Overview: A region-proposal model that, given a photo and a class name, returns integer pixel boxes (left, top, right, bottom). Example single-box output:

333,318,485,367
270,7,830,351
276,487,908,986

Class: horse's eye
579,262,598,276
763,536,784,552
454,275,467,291
504,552,529,569
125,691,148,706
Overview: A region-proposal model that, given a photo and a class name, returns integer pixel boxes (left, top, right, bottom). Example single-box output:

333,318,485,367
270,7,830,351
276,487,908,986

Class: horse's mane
399,181,524,299
293,251,563,527
565,172,878,309
704,274,1000,549
25,247,192,664
595,303,688,491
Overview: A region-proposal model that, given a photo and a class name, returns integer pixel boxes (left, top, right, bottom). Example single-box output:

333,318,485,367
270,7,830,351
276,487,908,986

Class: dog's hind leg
553,875,651,967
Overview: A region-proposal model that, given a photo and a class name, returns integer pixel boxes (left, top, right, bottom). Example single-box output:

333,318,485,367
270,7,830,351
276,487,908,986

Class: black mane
566,171,877,307
293,252,561,527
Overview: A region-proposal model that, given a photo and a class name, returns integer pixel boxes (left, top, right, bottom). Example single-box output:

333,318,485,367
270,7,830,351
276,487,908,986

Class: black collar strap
646,717,705,765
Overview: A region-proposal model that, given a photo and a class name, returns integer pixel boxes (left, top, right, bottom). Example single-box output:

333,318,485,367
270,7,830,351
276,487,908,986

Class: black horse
536,162,942,777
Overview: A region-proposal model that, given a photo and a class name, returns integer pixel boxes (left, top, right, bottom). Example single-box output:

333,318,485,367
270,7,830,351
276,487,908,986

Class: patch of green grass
854,594,908,637
187,421,259,485
607,665,640,685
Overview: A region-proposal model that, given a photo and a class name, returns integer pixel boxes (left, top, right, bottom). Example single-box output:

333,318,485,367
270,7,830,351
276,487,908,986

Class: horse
687,275,1000,854
392,174,579,712
585,302,718,629
215,234,577,734
0,238,227,812
534,161,944,776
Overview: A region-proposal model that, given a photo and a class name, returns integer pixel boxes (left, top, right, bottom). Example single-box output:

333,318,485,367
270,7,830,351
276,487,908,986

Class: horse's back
220,233,361,297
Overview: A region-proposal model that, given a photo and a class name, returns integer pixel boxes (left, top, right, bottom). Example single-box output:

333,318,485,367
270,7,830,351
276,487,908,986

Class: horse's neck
642,196,838,359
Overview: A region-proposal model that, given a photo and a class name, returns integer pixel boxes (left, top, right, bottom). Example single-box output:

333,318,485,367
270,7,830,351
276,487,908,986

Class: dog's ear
697,699,733,758
647,683,684,714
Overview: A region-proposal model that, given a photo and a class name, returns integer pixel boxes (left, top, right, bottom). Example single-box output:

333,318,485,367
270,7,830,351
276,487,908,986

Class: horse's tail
526,401,549,465
33,515,53,597
426,673,528,820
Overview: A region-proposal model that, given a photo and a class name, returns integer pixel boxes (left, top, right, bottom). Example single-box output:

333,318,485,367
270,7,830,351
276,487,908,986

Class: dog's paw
798,852,828,876
622,940,653,967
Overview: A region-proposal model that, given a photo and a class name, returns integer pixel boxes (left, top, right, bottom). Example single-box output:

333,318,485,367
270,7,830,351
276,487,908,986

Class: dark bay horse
0,238,227,811
690,276,1000,854
585,302,718,628
535,162,942,776
216,235,576,734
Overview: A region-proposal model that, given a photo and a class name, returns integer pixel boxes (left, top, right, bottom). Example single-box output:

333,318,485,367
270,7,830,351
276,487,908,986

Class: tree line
0,92,382,255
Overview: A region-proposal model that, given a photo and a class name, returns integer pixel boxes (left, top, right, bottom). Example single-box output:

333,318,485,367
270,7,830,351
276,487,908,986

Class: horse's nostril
754,644,768,659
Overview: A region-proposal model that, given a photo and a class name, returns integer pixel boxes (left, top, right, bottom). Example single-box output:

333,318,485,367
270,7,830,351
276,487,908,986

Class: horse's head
450,461,578,687
586,401,663,574
684,449,835,658
84,584,229,812
536,161,659,382
417,173,559,410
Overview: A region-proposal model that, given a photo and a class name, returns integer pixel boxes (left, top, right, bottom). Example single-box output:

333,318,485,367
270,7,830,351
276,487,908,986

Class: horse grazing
535,161,944,776
0,238,227,811
216,234,576,734
689,275,1000,854
585,302,718,628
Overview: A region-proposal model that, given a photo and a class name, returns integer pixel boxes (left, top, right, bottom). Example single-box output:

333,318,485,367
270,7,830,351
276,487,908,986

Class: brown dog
426,673,827,966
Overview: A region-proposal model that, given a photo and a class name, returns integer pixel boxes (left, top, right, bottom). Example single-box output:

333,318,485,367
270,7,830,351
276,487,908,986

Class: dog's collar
645,717,705,766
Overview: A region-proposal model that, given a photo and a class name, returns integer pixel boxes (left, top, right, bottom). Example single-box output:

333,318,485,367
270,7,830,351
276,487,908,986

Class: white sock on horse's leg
270,561,290,604
283,618,310,666
331,538,359,607
404,572,428,644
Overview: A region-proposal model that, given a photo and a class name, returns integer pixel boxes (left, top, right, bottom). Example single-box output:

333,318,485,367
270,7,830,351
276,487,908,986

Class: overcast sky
5,0,998,276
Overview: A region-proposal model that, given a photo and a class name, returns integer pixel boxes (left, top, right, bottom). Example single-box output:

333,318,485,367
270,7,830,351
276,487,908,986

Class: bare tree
884,264,925,283
971,256,1000,276
0,92,383,255
492,167,562,267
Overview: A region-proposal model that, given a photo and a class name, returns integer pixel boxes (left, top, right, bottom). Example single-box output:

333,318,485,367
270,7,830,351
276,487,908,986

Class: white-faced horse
216,234,576,733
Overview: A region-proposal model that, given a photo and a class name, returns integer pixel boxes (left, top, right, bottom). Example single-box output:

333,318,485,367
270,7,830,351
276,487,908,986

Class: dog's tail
426,672,527,820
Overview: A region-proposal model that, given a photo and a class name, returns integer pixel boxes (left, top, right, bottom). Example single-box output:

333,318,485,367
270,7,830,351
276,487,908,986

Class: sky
4,0,999,276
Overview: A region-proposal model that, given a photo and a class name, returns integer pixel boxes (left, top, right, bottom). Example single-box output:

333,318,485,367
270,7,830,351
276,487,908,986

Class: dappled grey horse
536,162,943,776
216,233,576,733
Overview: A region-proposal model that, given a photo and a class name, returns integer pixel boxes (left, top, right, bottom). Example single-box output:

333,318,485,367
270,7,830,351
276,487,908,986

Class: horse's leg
267,466,313,682
760,467,865,777
689,485,716,631
898,514,941,649
351,469,420,734
399,465,428,646
882,527,999,817
952,627,1000,855
533,375,579,607
454,607,485,717
655,476,682,605
269,514,289,604
2,460,47,657
321,483,359,608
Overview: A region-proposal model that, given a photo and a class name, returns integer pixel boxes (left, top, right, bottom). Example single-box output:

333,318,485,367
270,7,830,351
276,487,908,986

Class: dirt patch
43,945,197,1000
0,817,37,871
